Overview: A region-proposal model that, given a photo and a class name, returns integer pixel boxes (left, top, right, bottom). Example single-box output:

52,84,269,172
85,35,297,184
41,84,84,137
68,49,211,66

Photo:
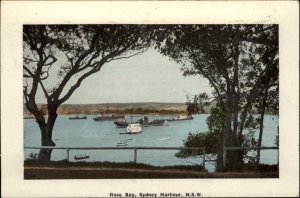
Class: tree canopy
23,24,279,166
23,25,153,160
155,24,278,169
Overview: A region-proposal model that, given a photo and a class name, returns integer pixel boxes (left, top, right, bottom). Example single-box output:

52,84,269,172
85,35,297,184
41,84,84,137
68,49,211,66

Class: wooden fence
222,146,279,167
24,146,206,169
24,146,279,169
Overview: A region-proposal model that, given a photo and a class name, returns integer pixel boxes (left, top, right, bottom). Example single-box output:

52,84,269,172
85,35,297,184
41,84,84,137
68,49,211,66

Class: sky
36,48,212,104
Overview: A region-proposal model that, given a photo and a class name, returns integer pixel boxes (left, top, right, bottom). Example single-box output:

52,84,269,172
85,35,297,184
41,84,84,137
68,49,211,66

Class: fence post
134,148,137,163
202,148,206,170
223,146,227,168
66,148,70,162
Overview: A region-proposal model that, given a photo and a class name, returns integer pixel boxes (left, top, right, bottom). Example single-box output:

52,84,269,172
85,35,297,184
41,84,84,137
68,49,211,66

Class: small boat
126,123,142,134
74,154,89,160
23,116,35,119
116,141,128,146
93,113,125,121
69,114,87,120
167,115,193,121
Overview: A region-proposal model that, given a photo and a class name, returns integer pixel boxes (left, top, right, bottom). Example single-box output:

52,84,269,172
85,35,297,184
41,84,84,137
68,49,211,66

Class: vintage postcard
1,1,299,197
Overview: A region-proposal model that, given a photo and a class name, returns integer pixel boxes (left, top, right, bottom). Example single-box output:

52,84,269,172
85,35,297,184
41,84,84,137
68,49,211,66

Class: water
24,114,278,172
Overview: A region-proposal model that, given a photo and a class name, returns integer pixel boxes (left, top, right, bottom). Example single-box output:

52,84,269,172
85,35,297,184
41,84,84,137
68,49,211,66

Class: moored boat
23,116,35,119
74,154,89,160
140,116,165,126
167,115,193,121
69,114,87,120
126,123,142,134
93,114,125,121
114,116,165,127
116,141,128,146
114,119,129,127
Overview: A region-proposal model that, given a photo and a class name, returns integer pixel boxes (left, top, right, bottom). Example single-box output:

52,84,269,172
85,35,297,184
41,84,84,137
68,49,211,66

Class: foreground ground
24,161,278,179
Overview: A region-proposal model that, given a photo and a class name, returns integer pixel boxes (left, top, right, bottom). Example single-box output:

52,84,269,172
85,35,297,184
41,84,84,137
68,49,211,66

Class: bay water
24,114,278,172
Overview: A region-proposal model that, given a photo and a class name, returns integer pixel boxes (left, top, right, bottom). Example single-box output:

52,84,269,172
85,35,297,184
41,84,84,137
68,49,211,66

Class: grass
24,160,205,171
24,160,278,179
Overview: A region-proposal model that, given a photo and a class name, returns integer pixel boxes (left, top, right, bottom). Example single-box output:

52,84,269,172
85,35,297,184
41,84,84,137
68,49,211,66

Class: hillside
24,102,205,116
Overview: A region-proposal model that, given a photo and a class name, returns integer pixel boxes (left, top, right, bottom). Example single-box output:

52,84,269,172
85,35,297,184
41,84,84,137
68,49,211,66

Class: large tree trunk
222,32,243,170
256,90,268,164
38,105,58,161
232,33,240,137
222,98,243,170
222,103,234,169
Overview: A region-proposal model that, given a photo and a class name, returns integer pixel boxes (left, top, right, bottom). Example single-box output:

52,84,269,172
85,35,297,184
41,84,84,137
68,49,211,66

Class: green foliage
176,107,224,158
186,93,210,115
27,152,39,160
206,106,225,133
176,105,258,167
158,25,278,170
241,114,259,148
23,25,154,115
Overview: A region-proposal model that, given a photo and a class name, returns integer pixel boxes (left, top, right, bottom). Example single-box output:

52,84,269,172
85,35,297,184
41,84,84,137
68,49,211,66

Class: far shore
24,102,278,117
23,113,209,119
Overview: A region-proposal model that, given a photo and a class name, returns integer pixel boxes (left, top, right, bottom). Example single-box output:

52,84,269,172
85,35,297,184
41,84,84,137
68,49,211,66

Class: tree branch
106,48,147,63
57,67,99,105
44,55,57,66
23,57,38,63
23,66,35,77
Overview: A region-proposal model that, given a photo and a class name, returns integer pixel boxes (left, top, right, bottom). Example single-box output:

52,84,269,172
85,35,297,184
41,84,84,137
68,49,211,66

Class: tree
176,106,224,169
185,93,211,114
157,25,278,169
23,25,152,160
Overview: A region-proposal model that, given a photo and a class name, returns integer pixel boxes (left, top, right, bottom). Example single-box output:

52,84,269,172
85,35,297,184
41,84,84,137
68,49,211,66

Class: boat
74,154,89,160
93,113,125,121
114,116,165,127
69,114,87,120
23,116,35,119
137,116,165,126
114,119,129,127
167,115,193,121
116,141,128,146
24,112,37,119
126,123,142,134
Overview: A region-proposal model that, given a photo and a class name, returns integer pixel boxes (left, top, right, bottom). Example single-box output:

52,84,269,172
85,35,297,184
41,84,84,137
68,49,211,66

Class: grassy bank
24,160,204,171
24,160,278,179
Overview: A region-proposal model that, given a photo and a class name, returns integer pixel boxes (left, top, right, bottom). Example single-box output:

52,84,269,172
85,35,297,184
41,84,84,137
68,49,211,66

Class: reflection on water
24,114,278,172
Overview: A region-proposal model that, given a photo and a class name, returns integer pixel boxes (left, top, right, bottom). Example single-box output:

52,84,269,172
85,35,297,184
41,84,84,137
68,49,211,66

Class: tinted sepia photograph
1,1,299,197
23,24,279,179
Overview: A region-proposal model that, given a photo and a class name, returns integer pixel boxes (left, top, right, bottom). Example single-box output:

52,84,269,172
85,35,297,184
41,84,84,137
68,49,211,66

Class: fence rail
24,146,206,169
222,146,279,167
24,146,279,169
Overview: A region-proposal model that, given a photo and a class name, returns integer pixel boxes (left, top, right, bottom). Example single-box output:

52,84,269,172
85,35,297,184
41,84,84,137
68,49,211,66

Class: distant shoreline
24,102,196,117
23,102,278,117
23,113,207,118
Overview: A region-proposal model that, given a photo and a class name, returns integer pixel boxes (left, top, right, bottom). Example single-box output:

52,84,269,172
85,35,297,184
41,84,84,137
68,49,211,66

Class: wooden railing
24,146,279,169
24,146,206,169
222,146,279,167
